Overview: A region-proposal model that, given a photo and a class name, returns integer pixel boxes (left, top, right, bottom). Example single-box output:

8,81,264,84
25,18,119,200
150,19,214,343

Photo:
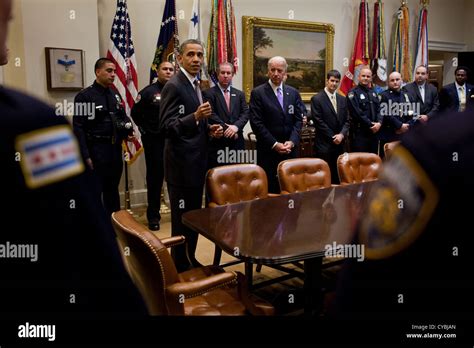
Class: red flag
340,0,370,96
106,0,143,163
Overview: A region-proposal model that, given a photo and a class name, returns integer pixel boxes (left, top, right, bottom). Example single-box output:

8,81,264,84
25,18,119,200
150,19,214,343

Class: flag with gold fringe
150,0,179,84
372,0,387,84
340,0,370,96
207,0,238,84
392,1,412,83
413,0,429,75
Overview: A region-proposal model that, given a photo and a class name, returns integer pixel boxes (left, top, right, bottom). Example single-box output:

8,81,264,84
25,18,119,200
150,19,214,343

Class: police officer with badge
73,58,134,215
332,108,474,324
379,71,418,157
1,0,145,317
131,61,174,231
347,67,382,154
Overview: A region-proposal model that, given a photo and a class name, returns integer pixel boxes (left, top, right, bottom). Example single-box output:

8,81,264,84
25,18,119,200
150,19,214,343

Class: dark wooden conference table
183,181,376,315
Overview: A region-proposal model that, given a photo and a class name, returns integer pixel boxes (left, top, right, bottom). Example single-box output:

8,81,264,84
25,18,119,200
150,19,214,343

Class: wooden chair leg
256,264,263,272
213,245,222,266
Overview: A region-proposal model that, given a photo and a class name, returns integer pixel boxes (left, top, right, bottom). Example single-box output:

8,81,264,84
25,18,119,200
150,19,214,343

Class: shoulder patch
15,125,84,189
359,145,439,259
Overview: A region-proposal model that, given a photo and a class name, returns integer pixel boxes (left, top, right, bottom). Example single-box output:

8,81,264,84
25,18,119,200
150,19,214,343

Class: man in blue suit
249,56,304,193
203,62,249,169
439,66,473,114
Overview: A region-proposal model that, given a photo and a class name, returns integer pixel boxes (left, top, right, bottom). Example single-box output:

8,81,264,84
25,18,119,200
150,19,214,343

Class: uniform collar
93,80,110,94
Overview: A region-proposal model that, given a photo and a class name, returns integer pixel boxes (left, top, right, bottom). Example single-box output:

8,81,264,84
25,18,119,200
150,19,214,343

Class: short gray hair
268,56,288,71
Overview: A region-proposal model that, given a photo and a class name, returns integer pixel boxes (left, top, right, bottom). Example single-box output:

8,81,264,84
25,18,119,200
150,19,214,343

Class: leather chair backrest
112,210,179,315
384,141,400,160
278,158,331,194
206,164,269,206
337,152,382,184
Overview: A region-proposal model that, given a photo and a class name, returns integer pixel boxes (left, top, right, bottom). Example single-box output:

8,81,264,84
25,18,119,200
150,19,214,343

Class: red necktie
224,89,230,111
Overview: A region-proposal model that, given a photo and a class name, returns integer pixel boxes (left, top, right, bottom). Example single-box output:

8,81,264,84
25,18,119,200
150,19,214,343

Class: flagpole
124,161,131,211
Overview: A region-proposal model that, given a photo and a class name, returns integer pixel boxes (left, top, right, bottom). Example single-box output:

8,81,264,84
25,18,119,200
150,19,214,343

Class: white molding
429,40,467,52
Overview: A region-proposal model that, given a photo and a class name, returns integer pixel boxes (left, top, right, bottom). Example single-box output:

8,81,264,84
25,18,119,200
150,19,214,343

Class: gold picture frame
242,16,334,102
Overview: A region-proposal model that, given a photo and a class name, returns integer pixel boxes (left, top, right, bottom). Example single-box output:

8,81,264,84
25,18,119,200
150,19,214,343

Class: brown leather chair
111,210,274,316
206,164,278,276
277,158,331,194
337,152,382,185
383,141,400,160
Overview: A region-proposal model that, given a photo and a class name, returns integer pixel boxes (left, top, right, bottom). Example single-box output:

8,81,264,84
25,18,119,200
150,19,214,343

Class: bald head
388,71,402,91
358,67,372,87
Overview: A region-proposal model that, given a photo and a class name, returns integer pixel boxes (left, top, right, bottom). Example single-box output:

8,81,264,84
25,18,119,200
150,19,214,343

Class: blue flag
150,0,179,84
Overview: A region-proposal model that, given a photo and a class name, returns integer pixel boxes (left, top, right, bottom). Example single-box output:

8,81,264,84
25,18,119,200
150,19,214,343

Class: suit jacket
310,91,349,154
249,82,304,154
439,83,474,113
203,85,249,150
403,82,439,118
159,71,209,188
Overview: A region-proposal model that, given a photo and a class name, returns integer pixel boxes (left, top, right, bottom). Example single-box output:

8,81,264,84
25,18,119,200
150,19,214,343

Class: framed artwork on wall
45,47,84,91
242,16,334,102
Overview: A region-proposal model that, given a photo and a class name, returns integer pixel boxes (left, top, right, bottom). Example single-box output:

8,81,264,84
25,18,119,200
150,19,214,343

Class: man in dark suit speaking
159,39,223,272
403,65,439,122
203,62,249,169
249,56,304,193
439,66,473,114
310,69,349,184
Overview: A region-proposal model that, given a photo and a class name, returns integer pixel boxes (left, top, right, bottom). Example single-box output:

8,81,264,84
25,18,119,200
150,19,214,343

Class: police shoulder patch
359,145,439,259
15,125,84,189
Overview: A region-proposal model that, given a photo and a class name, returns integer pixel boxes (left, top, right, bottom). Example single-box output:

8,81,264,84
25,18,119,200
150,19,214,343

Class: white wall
20,0,99,107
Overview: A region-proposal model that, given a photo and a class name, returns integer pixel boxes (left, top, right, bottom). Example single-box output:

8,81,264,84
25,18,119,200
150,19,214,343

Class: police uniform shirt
347,85,382,130
131,81,165,135
0,86,146,316
333,109,474,320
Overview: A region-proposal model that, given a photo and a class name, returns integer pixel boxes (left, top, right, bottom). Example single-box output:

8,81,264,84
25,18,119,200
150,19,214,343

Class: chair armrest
160,236,186,248
268,193,280,197
166,271,238,300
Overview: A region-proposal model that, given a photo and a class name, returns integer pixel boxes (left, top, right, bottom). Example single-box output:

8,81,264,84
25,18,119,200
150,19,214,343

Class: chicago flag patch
15,125,84,189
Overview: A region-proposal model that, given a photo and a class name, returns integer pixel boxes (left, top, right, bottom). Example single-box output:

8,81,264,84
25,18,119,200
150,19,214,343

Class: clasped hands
274,141,294,155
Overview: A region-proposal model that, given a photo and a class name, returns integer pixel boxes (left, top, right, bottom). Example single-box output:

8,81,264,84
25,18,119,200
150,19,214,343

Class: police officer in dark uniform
1,0,145,316
131,61,174,231
73,58,134,215
379,71,419,157
332,109,474,328
347,67,382,154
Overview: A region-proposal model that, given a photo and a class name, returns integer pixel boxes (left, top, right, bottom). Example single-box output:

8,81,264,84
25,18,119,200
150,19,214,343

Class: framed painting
45,47,84,91
242,16,334,102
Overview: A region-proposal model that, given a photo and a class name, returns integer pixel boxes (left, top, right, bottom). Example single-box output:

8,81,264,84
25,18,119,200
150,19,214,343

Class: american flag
106,0,142,163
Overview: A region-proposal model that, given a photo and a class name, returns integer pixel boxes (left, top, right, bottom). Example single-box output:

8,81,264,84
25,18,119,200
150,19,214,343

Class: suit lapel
414,83,424,104
229,87,238,121
214,86,230,121
264,83,284,116
178,71,199,106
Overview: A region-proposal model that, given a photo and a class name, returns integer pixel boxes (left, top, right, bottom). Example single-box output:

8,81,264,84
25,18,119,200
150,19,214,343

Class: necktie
419,85,425,103
330,94,337,112
224,89,230,111
193,79,203,104
277,87,284,110
459,86,466,112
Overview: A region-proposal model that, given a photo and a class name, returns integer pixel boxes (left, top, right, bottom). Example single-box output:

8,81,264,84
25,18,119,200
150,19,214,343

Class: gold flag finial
420,0,429,6
402,0,408,6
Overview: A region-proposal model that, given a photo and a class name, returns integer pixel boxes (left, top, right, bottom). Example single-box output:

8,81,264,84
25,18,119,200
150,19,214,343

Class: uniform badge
115,94,121,103
372,92,376,97
153,93,161,102
15,125,84,189
359,145,439,259
348,92,354,99
360,94,366,100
